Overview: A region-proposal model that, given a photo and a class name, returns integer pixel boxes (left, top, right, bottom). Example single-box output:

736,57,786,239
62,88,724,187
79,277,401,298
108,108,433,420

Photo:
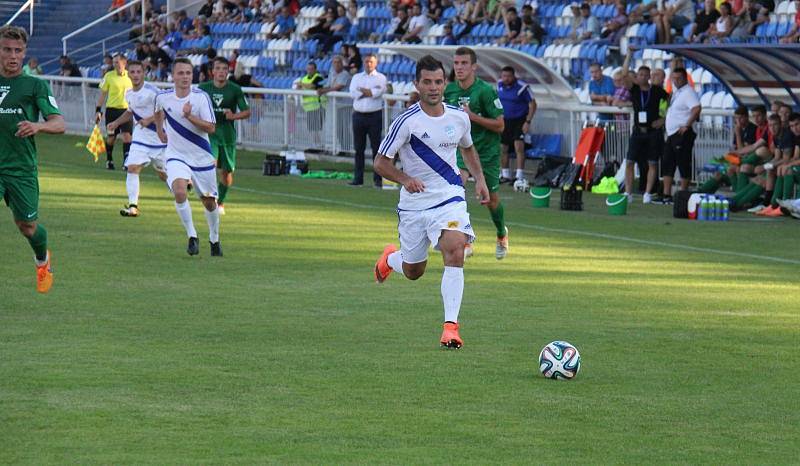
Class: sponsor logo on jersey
0,86,9,106
212,94,224,107
447,221,459,228
457,96,470,107
444,125,455,138
493,98,503,109
48,95,59,110
421,132,430,139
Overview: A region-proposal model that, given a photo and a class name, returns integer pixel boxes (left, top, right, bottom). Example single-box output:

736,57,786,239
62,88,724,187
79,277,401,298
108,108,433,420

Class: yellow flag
85,124,106,162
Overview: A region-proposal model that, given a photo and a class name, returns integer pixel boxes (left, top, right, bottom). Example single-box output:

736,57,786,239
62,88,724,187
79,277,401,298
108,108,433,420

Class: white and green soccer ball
538,341,581,380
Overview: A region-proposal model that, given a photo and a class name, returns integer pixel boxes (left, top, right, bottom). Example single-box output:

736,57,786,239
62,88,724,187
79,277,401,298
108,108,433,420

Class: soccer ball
513,178,530,192
538,341,581,380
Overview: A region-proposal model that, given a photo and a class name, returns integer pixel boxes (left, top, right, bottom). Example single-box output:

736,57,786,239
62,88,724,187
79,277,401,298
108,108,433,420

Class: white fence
45,75,732,182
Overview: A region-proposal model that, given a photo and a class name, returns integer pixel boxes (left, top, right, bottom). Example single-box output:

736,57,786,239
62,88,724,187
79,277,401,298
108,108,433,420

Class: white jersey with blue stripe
154,87,216,168
125,83,165,148
378,103,473,211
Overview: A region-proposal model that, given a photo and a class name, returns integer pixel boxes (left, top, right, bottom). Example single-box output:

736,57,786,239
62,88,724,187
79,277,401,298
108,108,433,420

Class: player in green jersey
0,26,65,293
198,57,251,215
444,47,509,260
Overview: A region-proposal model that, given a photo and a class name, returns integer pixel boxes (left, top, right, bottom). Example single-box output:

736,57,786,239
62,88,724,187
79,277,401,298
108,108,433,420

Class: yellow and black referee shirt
99,70,133,109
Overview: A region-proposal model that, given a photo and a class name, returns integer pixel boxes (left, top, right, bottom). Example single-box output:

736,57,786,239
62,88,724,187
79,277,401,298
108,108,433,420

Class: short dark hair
506,7,517,14
768,113,782,123
580,3,591,10
789,112,800,123
751,104,767,115
172,57,193,69
501,66,515,75
307,61,317,69
212,56,229,67
734,106,749,116
671,67,688,78
454,47,477,64
0,25,28,44
415,54,446,81
127,60,144,69
638,65,651,73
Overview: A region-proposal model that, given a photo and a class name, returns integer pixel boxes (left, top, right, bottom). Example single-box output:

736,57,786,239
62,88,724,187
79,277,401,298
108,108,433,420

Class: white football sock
174,200,197,238
204,206,220,243
387,251,404,274
515,169,525,180
126,173,140,205
501,168,510,178
441,266,464,323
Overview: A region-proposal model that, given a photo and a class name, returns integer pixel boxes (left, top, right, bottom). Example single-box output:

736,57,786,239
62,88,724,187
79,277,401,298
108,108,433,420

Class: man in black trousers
348,53,387,187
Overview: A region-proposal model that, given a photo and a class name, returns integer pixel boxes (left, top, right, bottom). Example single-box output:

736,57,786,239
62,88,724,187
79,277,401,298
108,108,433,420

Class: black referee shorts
105,107,132,135
501,117,526,146
661,128,696,179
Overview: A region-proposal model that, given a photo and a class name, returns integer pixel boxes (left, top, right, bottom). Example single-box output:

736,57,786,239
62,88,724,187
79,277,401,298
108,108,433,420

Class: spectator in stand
306,7,335,41
497,7,523,45
198,0,215,18
515,4,544,44
440,23,458,44
704,1,733,42
342,44,362,72
403,4,431,43
148,42,172,67
661,67,701,203
347,1,359,28
110,0,128,22
232,61,263,87
600,1,628,45
197,25,213,50
134,41,149,61
610,70,631,120
229,50,239,74
570,3,601,44
163,23,183,55
588,63,615,120
654,0,695,43
272,6,296,39
176,10,193,33
22,57,42,75
311,6,350,56
385,7,410,41
730,0,756,38
427,0,444,24
780,0,800,42
101,54,114,75
689,0,719,42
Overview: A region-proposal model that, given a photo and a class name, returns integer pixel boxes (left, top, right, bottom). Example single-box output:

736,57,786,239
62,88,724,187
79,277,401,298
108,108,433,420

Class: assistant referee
95,54,132,170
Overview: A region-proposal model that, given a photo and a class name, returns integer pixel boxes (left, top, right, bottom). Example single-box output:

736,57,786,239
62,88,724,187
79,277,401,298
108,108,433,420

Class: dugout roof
652,44,800,108
364,44,579,106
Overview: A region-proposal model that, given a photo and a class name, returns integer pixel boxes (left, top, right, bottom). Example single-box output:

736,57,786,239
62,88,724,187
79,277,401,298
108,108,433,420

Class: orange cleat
440,322,463,349
762,206,784,217
36,250,53,294
374,244,398,283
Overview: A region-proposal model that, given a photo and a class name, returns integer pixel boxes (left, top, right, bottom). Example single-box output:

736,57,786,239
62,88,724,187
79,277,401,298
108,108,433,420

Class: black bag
560,186,583,211
673,190,693,218
558,163,583,189
263,155,286,176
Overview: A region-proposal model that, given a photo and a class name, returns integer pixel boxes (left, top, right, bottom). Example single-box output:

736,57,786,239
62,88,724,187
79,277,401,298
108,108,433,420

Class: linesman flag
85,124,106,162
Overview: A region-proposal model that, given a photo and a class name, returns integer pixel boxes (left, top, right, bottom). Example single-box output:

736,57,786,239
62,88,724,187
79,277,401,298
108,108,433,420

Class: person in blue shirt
497,66,537,184
588,63,615,120
273,6,296,39
440,23,458,45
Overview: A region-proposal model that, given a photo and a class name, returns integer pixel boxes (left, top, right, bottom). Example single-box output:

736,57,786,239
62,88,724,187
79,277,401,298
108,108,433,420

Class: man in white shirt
403,4,431,43
154,58,222,257
660,67,701,204
372,55,490,349
348,53,387,186
106,60,168,217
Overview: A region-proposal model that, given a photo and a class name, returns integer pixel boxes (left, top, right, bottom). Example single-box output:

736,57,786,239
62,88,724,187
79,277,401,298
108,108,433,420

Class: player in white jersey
106,60,167,217
153,58,222,257
373,55,489,349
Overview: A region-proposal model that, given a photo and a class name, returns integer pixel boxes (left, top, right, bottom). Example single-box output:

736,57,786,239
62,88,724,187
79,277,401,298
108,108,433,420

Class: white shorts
397,200,475,264
166,158,218,199
125,143,166,171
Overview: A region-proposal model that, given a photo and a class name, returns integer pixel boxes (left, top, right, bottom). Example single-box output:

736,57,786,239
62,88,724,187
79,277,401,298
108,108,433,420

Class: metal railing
4,0,34,35
40,75,733,183
62,0,146,57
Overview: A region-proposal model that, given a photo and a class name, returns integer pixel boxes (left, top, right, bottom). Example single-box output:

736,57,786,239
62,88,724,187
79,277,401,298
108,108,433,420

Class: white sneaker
642,193,652,204
218,204,226,215
777,199,796,212
747,205,766,214
464,243,473,258
625,193,634,203
513,178,530,192
495,226,508,260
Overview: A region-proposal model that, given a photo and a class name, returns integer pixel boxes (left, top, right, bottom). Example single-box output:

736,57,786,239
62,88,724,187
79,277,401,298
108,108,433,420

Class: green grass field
1,134,799,464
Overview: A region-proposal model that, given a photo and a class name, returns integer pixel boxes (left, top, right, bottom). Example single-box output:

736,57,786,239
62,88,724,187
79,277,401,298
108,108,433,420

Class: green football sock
27,224,48,262
771,177,784,205
720,174,732,186
218,183,229,204
699,178,720,194
736,172,750,192
733,183,764,207
490,202,506,238
782,174,795,200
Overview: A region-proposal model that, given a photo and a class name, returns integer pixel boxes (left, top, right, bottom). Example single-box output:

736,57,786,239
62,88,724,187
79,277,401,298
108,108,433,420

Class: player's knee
128,164,143,174
15,220,36,237
403,263,426,280
201,197,218,211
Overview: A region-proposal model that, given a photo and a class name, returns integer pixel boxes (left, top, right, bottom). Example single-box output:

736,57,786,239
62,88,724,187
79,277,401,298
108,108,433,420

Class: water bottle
289,160,300,176
698,196,708,221
714,198,722,221
722,199,729,221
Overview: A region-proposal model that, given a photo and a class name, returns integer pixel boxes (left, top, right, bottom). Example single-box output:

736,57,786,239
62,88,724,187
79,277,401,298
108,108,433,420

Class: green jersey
444,77,504,159
0,74,61,176
198,80,249,145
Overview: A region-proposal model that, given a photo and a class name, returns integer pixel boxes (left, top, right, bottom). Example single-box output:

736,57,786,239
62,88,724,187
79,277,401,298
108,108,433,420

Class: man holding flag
95,54,132,170
0,25,65,293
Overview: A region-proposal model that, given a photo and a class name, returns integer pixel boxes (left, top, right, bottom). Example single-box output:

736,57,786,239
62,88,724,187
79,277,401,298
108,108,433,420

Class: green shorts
212,141,237,172
0,173,39,221
741,153,764,166
457,153,501,193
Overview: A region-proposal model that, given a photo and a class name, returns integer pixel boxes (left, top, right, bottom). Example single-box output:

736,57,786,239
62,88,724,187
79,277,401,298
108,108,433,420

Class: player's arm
466,88,505,134
107,110,133,132
736,138,767,155
374,154,425,192
463,109,504,134
95,81,109,122
15,114,65,138
460,145,490,204
226,89,252,120
154,109,168,143
183,102,216,134
523,96,537,133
